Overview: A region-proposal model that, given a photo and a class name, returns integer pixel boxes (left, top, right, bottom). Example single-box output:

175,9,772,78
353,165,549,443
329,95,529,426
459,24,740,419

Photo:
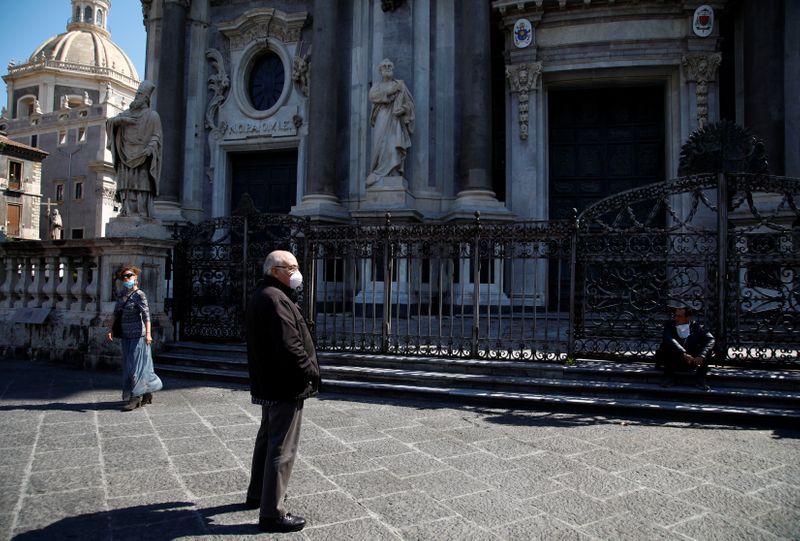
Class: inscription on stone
224,119,296,139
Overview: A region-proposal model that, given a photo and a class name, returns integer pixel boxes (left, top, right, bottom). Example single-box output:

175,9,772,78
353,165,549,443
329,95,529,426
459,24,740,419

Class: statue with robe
366,59,415,188
106,80,162,217
49,208,62,240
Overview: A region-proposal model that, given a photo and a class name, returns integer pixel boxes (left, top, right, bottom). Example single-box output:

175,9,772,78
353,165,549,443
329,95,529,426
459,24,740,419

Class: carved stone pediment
218,8,309,50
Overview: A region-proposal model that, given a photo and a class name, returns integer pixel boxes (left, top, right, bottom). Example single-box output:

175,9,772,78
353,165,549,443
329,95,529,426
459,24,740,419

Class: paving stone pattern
1,359,799,540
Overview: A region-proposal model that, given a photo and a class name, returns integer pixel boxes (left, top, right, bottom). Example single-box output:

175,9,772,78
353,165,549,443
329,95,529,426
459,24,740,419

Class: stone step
153,345,800,423
321,364,800,409
310,380,800,424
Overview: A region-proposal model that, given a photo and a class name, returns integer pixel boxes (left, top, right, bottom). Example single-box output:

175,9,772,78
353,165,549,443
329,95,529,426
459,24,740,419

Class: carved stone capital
505,62,542,140
219,8,309,50
682,53,721,83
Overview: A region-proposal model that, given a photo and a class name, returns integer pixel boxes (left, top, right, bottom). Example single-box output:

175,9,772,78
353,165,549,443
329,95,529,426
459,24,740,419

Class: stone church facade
141,0,797,228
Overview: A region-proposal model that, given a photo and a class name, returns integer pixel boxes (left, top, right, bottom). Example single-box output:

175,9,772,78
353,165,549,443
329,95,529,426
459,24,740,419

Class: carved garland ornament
205,48,231,184
682,53,722,130
505,62,542,140
291,41,311,97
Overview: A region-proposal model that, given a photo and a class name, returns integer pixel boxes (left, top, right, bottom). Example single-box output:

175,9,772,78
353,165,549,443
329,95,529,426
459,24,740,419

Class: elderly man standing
106,80,162,217
245,250,319,533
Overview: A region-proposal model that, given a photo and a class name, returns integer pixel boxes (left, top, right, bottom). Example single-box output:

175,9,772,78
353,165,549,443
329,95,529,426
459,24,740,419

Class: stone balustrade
0,238,174,367
7,59,139,87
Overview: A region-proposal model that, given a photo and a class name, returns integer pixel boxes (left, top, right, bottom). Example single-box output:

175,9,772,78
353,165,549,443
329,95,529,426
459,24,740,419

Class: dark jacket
246,275,320,403
114,289,150,339
659,320,715,360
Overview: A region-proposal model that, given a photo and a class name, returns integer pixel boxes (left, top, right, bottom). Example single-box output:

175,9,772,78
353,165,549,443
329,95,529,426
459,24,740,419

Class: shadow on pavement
0,401,122,413
12,502,257,540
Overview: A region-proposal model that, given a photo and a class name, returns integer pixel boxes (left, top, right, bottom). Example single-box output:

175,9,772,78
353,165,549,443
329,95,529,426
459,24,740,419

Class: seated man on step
656,305,715,391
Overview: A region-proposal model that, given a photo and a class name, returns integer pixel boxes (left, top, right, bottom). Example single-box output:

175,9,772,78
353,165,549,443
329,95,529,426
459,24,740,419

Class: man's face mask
289,271,303,290
676,323,690,339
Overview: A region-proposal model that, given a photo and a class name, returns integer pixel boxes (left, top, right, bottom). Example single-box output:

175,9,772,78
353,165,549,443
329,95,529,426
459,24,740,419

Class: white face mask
676,323,690,339
289,271,303,290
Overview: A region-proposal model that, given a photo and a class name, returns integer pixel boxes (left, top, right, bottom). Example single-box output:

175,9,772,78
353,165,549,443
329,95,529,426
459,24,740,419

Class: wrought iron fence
172,173,799,367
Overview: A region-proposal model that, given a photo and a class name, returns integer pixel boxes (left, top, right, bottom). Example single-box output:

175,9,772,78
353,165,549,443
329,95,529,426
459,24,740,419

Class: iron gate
172,174,799,366
172,212,308,341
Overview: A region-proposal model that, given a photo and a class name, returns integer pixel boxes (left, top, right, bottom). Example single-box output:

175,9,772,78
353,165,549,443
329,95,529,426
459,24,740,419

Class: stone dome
28,28,139,81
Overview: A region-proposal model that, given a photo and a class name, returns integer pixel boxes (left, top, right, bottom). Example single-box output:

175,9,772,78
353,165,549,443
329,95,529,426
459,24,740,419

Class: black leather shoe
244,497,260,509
142,392,153,405
258,513,306,533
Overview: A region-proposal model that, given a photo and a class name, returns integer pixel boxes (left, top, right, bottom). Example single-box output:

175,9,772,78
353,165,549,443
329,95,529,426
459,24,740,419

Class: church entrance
548,85,665,220
230,150,297,214
547,85,666,307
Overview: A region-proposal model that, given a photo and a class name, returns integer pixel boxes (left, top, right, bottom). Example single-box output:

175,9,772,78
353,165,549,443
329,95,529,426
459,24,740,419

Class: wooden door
6,204,21,237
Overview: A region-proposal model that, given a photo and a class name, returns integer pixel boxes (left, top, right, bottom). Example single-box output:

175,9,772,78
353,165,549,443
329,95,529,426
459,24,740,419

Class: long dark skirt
121,336,163,400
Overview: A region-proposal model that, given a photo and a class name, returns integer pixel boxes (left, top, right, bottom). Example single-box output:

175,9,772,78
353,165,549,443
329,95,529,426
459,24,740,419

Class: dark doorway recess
230,150,298,214
548,85,666,220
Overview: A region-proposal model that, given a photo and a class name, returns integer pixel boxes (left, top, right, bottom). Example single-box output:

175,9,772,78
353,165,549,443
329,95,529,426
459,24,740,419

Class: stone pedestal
353,176,422,221
105,216,172,240
291,193,350,223
446,188,514,221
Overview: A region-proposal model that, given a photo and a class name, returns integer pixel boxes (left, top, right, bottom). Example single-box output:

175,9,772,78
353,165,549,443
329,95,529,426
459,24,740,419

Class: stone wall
0,238,175,369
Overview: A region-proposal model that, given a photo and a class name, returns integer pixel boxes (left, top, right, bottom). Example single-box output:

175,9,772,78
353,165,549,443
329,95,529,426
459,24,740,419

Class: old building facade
1,0,140,239
0,134,48,240
138,0,797,227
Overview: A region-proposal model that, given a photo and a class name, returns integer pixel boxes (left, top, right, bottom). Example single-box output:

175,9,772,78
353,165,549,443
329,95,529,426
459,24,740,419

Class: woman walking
107,265,162,411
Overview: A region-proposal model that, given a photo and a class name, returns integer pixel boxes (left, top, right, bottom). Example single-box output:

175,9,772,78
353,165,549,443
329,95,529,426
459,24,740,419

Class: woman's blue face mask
122,280,135,289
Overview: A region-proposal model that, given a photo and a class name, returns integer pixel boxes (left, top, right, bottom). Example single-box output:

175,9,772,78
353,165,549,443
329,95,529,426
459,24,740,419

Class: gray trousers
247,400,304,519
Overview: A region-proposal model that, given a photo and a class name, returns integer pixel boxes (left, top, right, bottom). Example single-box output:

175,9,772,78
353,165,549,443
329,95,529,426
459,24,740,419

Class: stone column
154,0,189,222
293,0,347,221
450,0,508,220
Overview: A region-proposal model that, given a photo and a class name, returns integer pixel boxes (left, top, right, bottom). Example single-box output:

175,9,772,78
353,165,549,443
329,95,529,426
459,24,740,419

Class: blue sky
1,0,147,112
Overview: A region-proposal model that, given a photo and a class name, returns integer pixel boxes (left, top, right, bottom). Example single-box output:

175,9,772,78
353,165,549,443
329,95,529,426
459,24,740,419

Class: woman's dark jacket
246,275,320,403
114,289,150,339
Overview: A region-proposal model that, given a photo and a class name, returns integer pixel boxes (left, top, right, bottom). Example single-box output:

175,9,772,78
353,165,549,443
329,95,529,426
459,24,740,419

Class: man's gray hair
262,252,282,276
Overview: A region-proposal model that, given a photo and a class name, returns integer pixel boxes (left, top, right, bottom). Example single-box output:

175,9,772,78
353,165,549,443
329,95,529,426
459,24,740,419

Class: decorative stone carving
292,42,311,97
33,99,42,115
60,95,70,110
106,80,162,217
505,62,542,140
83,92,93,106
678,120,768,175
204,48,230,185
205,49,230,132
96,185,117,201
366,59,415,188
141,0,153,22
219,9,309,50
1,106,7,119
682,52,722,129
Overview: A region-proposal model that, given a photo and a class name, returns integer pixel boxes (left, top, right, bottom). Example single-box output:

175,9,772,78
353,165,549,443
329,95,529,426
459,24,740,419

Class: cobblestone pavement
1,359,799,540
